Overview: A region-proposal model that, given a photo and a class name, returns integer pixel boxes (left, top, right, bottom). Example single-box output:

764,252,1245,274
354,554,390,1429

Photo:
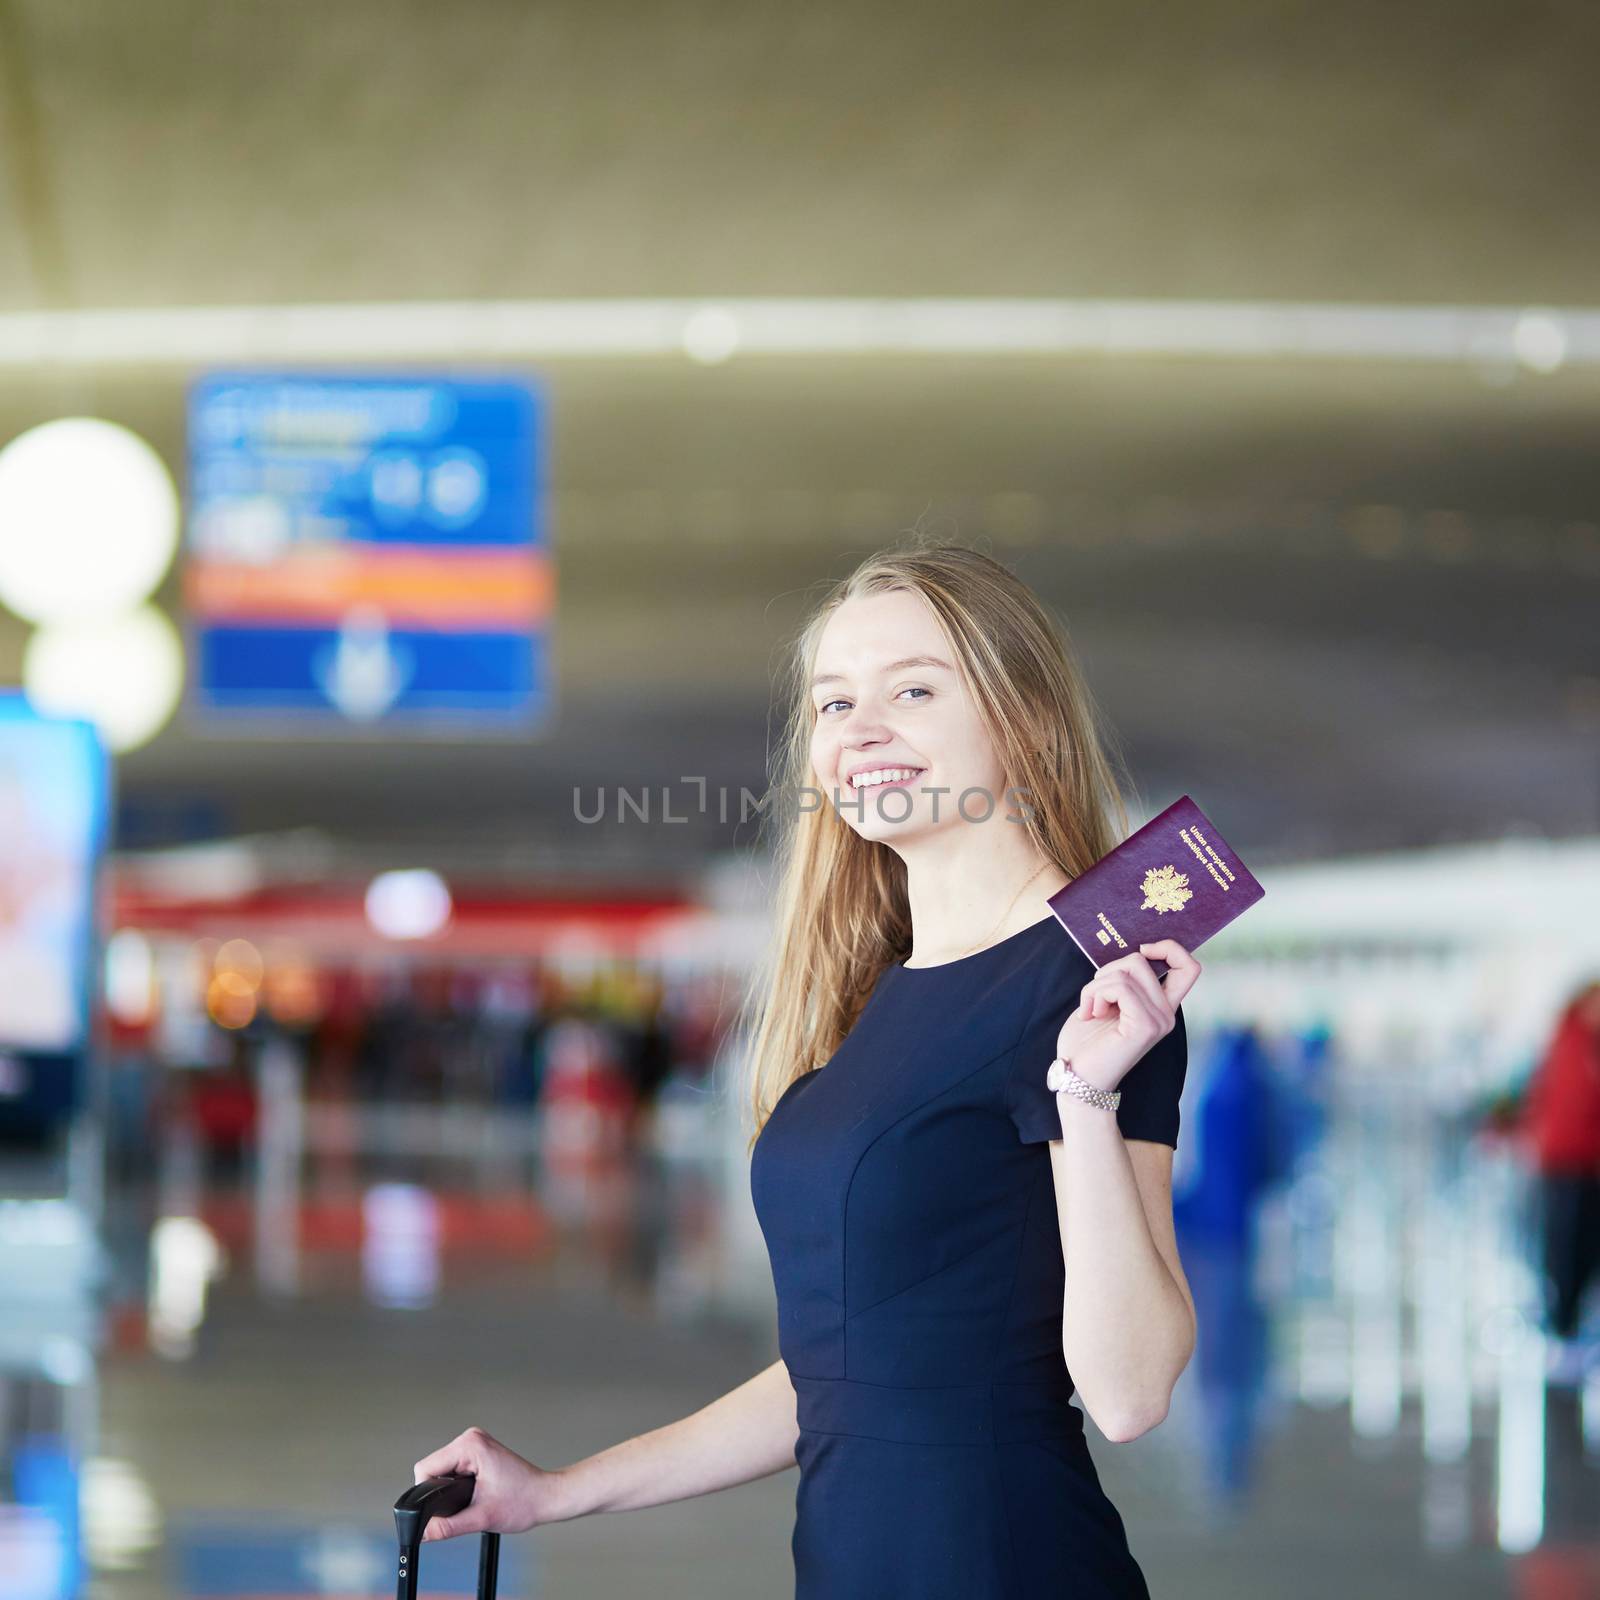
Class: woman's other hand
1053,939,1201,1094
412,1426,565,1541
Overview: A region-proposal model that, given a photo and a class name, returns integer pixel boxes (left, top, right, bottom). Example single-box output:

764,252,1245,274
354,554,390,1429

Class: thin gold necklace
913,860,1053,966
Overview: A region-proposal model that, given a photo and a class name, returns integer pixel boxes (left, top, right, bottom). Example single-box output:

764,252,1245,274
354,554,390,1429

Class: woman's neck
900,846,1070,965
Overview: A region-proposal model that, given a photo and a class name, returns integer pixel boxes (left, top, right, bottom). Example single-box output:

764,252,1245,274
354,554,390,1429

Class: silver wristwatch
1046,1057,1120,1112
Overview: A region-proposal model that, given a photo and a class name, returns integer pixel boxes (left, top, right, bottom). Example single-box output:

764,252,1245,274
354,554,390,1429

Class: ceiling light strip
0,298,1593,368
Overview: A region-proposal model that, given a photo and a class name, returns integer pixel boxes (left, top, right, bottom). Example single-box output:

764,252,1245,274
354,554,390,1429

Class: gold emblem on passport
1140,864,1192,914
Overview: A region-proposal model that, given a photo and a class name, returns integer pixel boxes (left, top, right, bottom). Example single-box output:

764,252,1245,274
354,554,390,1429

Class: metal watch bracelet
1045,1056,1120,1112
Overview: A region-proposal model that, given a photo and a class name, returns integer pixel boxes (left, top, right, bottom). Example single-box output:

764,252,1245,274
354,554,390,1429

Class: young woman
411,540,1201,1597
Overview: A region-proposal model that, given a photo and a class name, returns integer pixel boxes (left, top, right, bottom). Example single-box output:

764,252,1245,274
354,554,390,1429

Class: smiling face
807,588,1011,843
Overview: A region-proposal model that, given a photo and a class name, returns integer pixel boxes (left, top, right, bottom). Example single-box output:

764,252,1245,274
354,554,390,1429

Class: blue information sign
185,373,550,729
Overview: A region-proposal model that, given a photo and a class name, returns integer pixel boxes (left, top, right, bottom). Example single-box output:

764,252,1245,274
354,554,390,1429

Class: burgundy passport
1043,794,1264,980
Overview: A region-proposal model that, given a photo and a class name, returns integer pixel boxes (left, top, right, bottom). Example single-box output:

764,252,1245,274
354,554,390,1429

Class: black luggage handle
393,1473,500,1599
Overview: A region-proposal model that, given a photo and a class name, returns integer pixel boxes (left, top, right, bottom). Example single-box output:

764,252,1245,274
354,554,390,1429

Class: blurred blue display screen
0,696,108,1053
185,373,549,728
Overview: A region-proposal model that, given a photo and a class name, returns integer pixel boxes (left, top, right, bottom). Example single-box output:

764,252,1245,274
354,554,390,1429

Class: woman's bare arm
411,1357,798,1542
549,1354,798,1517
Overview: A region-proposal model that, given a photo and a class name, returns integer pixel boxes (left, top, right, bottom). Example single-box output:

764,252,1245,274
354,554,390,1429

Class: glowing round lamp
23,605,184,751
682,306,741,365
0,418,179,624
365,869,452,940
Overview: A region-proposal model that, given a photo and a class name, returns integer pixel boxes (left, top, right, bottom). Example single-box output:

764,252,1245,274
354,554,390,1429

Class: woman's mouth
846,766,926,792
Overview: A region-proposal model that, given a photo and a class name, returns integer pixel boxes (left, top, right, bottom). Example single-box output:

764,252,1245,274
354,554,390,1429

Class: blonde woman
412,540,1200,1598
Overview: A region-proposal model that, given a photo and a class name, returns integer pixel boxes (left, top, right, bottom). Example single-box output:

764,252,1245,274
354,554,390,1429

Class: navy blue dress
749,911,1187,1598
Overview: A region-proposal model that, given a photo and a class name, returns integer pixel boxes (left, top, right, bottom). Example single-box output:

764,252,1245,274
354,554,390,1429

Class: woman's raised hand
1052,939,1201,1095
411,1425,565,1541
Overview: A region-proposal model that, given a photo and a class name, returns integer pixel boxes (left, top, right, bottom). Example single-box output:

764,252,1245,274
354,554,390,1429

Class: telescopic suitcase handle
393,1472,500,1599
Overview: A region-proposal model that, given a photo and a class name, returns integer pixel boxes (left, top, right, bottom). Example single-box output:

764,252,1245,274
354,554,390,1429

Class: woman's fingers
1078,973,1156,1038
1061,944,1202,1088
413,1426,488,1484
413,1426,499,1540
411,1426,546,1543
1138,939,1202,1008
1094,955,1168,1019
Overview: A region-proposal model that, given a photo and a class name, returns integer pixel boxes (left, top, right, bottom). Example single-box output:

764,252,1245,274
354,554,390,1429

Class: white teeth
849,767,923,790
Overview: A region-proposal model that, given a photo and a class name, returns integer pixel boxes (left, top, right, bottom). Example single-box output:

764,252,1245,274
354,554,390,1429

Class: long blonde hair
740,535,1135,1152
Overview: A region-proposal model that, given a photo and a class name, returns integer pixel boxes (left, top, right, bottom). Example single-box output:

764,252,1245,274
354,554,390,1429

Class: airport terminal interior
0,4,1598,1596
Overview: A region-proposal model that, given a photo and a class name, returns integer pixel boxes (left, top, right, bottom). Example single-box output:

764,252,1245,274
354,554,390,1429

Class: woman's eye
819,687,930,715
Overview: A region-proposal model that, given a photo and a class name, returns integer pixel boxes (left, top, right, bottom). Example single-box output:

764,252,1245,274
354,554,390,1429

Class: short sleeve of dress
1005,950,1189,1147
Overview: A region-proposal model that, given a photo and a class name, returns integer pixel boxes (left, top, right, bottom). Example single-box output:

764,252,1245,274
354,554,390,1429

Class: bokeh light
22,604,184,751
214,939,264,990
0,418,179,624
364,869,452,940
681,306,741,365
104,930,156,1026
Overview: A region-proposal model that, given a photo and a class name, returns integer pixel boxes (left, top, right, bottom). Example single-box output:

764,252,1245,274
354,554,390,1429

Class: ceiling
5,1,1600,309
0,1,1596,888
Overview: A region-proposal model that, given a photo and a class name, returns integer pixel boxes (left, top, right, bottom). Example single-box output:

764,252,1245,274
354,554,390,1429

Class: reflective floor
77,1146,1600,1598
